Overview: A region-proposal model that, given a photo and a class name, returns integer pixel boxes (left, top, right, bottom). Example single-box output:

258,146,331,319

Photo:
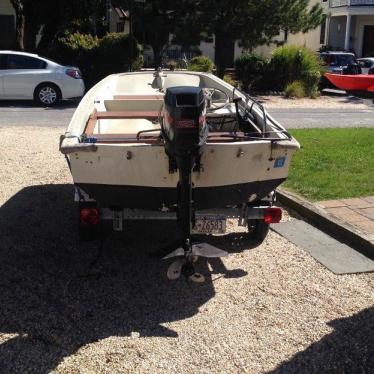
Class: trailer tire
79,225,98,241
248,219,270,243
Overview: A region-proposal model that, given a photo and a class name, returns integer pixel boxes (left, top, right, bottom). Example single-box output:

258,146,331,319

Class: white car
0,50,85,106
357,58,374,74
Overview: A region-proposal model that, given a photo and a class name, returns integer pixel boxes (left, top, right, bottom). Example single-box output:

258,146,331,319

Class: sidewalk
317,197,374,245
277,189,374,258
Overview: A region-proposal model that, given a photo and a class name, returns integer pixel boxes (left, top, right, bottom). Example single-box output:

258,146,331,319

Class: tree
176,0,325,77
9,0,25,50
115,0,179,68
9,0,107,52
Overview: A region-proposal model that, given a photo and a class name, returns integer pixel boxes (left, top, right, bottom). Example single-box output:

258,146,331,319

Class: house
255,0,374,58
0,0,16,49
326,0,374,56
253,0,329,57
108,5,130,34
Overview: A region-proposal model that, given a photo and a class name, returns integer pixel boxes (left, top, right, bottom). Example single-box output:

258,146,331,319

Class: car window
335,55,355,66
358,60,371,68
5,54,47,69
0,54,6,69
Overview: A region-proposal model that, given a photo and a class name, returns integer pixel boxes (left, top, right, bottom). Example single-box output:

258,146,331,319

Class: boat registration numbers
193,215,226,234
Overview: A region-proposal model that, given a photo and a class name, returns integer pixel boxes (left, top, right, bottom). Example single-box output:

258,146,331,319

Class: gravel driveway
0,127,373,374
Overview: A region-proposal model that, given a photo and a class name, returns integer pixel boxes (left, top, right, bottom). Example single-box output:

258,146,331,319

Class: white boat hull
70,140,296,209
61,71,300,210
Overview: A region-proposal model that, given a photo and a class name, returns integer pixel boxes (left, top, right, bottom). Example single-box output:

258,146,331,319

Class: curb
277,189,374,260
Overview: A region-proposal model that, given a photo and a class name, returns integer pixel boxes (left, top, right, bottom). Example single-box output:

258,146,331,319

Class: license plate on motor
193,215,226,234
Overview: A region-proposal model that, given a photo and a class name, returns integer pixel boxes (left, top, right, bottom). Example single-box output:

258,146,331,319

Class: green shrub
44,32,142,89
268,45,321,96
187,56,215,73
284,81,306,98
60,32,99,51
97,32,141,77
234,53,267,90
223,74,238,87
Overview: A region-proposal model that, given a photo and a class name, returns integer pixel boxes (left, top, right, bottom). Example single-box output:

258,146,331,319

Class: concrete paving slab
317,200,347,209
340,198,372,209
359,208,374,220
272,219,374,275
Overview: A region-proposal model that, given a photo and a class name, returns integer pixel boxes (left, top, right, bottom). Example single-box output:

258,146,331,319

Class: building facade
327,0,374,56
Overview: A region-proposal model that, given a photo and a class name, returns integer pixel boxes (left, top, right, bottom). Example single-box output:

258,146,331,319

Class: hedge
45,32,143,89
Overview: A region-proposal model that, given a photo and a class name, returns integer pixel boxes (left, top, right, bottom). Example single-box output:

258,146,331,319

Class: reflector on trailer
263,207,282,224
80,207,99,226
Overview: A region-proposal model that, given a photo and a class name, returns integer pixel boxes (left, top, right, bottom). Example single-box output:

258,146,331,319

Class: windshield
321,54,356,66
335,55,355,65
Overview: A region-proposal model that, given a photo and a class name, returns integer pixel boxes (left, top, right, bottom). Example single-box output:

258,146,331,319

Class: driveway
0,125,373,373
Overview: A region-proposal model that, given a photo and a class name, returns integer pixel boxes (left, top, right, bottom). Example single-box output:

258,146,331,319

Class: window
320,20,326,45
0,55,6,69
335,54,355,66
358,59,372,68
117,22,125,32
5,55,47,69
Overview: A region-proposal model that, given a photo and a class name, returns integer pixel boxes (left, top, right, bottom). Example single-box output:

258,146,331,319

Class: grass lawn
283,128,374,201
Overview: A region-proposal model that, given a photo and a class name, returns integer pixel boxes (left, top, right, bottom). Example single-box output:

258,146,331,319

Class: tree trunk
214,30,235,78
15,13,25,50
152,43,164,69
10,0,25,50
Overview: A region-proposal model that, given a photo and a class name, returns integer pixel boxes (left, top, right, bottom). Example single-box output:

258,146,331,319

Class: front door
362,25,374,57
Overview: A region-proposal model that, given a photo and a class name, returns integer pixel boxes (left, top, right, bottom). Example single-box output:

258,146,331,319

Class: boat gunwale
82,109,293,145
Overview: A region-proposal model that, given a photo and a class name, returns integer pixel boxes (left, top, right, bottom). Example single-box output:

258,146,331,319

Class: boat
325,73,374,99
60,69,299,281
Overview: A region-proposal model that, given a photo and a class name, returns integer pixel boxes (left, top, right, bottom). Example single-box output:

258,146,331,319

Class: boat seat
104,96,164,113
94,118,160,135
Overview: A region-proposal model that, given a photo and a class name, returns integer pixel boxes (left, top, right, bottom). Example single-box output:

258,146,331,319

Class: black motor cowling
163,86,208,157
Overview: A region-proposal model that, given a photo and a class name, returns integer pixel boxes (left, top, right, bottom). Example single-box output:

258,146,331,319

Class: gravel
0,126,373,374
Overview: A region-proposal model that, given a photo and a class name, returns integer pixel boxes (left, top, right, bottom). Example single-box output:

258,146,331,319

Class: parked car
320,51,361,74
319,51,361,89
0,51,85,106
357,57,374,74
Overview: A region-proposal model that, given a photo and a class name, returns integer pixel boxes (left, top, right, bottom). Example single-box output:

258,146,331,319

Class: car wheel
35,83,61,106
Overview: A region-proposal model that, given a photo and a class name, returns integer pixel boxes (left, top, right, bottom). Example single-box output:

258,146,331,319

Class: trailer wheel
79,225,99,241
247,219,270,243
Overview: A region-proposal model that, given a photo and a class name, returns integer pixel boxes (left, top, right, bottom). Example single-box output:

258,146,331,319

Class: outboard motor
161,86,229,282
162,87,208,253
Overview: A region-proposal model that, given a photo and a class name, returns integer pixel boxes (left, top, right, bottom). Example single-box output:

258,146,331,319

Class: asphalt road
0,100,373,129
268,107,374,128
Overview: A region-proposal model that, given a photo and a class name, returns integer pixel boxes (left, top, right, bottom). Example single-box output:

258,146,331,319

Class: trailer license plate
193,216,226,234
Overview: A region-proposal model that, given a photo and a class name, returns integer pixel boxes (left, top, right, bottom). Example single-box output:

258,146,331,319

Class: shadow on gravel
268,306,374,373
0,100,79,110
0,184,251,373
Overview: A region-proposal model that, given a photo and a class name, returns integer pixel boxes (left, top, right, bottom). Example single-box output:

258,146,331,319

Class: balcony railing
330,0,374,7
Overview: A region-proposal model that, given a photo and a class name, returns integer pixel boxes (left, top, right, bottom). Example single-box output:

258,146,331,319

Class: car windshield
335,55,355,65
321,54,356,66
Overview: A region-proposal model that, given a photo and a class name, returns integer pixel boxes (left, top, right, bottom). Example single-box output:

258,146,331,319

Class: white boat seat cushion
104,99,163,113
94,119,160,135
